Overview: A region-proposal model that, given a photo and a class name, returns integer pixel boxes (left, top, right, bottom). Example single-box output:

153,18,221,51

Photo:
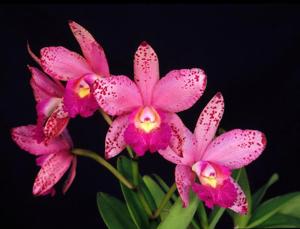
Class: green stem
132,159,139,186
191,219,201,229
152,183,177,219
72,148,135,190
99,108,112,125
137,188,153,217
208,207,225,229
197,201,209,229
126,146,135,159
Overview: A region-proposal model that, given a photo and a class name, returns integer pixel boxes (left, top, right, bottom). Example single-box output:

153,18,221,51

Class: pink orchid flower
11,125,77,196
158,93,267,214
39,21,110,118
29,66,69,143
90,41,207,158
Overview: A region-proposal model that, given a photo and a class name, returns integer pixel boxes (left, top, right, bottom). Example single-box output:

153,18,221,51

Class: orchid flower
11,125,77,196
39,21,109,118
90,41,207,158
29,66,69,142
158,93,267,214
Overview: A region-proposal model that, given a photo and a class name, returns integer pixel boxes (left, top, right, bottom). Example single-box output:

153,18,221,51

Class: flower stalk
72,148,135,190
152,182,177,219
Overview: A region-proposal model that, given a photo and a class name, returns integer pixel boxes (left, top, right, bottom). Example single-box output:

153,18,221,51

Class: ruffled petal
152,68,207,112
91,75,142,116
11,125,70,155
228,178,248,214
40,46,92,80
175,164,195,207
194,92,224,160
62,156,77,194
148,123,171,153
32,150,73,196
203,129,267,169
192,179,237,209
105,115,129,159
63,77,99,118
69,21,109,76
134,41,159,105
124,123,148,156
29,66,64,102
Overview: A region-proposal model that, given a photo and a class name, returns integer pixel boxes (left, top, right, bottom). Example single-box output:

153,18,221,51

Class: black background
1,4,300,229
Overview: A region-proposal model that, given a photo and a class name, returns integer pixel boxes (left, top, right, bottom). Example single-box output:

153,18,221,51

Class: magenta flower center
134,106,161,133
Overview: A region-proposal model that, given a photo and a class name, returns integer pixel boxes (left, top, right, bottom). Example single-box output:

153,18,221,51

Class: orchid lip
134,106,161,133
192,161,218,188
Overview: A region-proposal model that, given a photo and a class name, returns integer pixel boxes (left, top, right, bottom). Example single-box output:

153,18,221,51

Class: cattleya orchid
29,66,69,142
159,93,267,213
90,41,207,157
39,21,110,118
11,125,76,196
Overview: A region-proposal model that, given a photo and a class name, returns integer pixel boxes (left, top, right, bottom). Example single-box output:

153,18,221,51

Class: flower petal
194,92,224,160
62,156,77,194
64,77,99,118
229,178,248,214
152,68,207,112
69,21,109,76
92,75,142,116
166,114,197,165
203,129,267,169
40,46,92,81
124,124,148,156
29,66,64,102
148,123,172,153
134,42,159,105
11,125,70,155
43,100,70,141
192,179,237,209
175,164,195,207
105,115,129,159
158,147,183,164
32,150,73,196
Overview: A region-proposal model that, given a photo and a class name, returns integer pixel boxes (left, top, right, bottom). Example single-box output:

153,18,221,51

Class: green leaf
232,168,252,228
157,192,199,229
252,173,279,210
153,173,177,202
247,192,300,228
196,201,208,229
97,192,137,229
143,175,172,220
257,213,300,228
117,156,150,229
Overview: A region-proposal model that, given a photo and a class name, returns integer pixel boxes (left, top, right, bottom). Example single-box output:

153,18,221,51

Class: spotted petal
175,164,195,207
69,21,109,76
92,75,142,116
40,46,92,81
105,114,129,159
194,92,224,160
152,68,207,112
62,156,77,194
32,150,73,195
11,125,70,155
229,178,248,214
134,42,159,105
203,129,267,169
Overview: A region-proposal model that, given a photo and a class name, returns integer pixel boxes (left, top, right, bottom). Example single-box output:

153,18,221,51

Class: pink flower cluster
11,21,266,214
